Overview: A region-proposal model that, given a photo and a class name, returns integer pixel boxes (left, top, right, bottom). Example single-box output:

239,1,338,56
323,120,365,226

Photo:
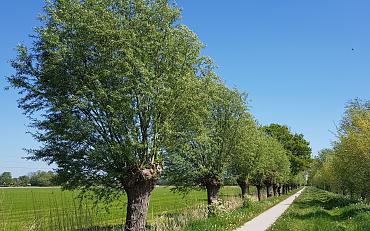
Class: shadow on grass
291,188,369,222
295,192,357,210
75,225,124,231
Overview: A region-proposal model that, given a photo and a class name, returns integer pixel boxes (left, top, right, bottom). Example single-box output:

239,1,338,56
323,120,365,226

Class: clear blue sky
1,1,370,177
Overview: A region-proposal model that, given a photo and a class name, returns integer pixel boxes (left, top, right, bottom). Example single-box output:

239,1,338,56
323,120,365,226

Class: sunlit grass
0,186,241,230
269,187,370,231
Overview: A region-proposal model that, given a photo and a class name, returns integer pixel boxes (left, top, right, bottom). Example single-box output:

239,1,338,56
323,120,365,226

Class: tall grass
0,186,242,231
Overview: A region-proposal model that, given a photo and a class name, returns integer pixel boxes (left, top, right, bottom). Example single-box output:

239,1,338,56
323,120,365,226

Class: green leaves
165,78,250,189
312,100,370,200
8,0,207,192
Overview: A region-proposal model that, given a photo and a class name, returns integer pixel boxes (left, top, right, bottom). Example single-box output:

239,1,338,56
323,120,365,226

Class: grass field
269,187,370,231
0,186,242,231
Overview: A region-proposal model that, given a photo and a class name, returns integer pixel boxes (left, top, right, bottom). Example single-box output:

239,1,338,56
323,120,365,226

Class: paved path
234,187,305,231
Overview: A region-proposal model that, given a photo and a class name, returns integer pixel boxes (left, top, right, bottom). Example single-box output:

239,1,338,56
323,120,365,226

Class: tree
0,172,13,186
263,124,311,176
8,0,210,230
311,100,370,200
333,100,370,199
17,175,31,186
29,171,56,186
165,81,249,213
249,133,290,201
229,120,261,198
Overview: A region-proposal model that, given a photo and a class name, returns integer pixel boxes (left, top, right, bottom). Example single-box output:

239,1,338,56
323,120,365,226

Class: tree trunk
123,165,162,231
273,184,277,197
237,179,249,198
256,185,262,201
206,183,221,205
277,185,281,196
266,184,272,198
205,179,221,216
285,185,287,194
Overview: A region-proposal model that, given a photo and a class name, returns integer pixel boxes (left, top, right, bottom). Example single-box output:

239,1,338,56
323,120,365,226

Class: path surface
234,187,305,231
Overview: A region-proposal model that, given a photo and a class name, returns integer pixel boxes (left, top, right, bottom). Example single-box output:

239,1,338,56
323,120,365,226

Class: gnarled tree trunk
123,165,161,231
206,183,221,205
256,184,262,201
237,178,249,198
204,177,221,216
277,184,282,196
266,183,272,198
273,184,277,197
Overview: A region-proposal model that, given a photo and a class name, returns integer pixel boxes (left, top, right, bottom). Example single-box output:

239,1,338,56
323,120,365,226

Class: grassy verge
179,188,301,231
269,187,370,231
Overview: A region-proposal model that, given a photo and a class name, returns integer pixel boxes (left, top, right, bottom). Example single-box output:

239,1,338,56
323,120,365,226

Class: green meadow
0,186,241,231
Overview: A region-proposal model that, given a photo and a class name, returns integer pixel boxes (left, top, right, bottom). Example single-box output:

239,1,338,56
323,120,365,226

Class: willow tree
229,119,261,198
165,79,248,211
250,133,290,200
333,100,370,199
8,0,209,230
263,124,311,176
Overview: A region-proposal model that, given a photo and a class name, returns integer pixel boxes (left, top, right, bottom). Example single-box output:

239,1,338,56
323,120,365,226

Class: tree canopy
8,0,215,229
311,99,370,200
263,124,311,175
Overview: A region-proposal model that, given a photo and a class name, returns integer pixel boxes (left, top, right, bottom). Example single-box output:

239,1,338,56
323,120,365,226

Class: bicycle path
234,187,305,231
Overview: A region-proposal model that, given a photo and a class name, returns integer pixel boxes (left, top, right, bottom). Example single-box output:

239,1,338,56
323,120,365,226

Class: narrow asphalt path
234,187,305,231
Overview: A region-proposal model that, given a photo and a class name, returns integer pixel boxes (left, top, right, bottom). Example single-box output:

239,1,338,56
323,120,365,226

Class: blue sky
1,1,370,177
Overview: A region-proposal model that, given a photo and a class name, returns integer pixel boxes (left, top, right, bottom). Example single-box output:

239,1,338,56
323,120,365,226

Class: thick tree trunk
206,183,221,205
123,165,162,231
277,184,281,196
125,183,154,231
205,179,221,216
256,185,262,201
237,179,249,198
266,184,272,198
273,184,277,197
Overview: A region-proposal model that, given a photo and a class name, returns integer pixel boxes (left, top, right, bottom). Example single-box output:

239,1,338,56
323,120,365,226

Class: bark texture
266,184,273,198
206,181,221,205
256,185,262,201
123,165,162,231
273,184,277,197
237,179,249,198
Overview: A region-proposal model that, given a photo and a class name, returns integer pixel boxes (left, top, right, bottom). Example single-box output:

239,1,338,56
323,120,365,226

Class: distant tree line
309,99,370,201
0,171,58,187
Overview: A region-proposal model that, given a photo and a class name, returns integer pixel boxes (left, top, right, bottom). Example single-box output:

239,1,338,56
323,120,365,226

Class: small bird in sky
352,48,354,51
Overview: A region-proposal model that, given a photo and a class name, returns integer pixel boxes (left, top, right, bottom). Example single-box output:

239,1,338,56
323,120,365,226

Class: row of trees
0,171,57,187
8,0,311,230
310,100,370,200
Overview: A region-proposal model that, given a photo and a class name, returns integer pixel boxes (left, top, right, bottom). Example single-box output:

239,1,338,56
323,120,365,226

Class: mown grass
180,188,301,231
269,187,370,231
0,186,241,231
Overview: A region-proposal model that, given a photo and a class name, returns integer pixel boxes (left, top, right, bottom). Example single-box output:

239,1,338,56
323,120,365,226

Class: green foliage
228,116,260,185
0,172,13,186
164,82,249,190
311,100,370,200
263,124,312,175
8,0,210,195
250,132,290,187
29,170,57,186
269,187,370,231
